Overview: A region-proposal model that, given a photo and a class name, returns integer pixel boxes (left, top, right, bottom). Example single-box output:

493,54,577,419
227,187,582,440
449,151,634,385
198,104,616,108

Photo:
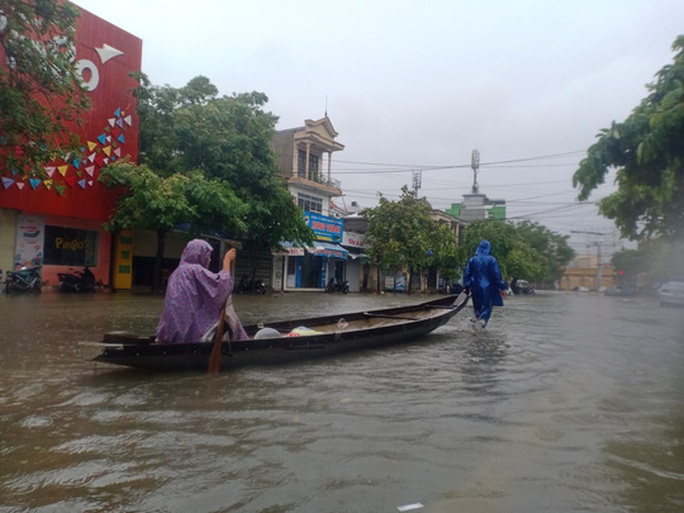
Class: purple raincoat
463,239,507,326
156,239,247,343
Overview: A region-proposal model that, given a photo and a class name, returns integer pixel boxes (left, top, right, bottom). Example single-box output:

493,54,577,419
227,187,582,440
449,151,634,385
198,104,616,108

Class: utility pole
571,230,608,291
412,170,422,196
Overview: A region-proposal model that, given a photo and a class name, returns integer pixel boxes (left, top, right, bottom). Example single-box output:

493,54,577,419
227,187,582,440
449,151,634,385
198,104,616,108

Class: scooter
57,266,96,293
4,266,42,293
236,275,267,294
325,277,350,294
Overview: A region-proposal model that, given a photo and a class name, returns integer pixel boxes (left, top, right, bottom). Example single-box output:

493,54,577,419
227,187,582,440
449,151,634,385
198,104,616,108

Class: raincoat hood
475,239,492,257
180,239,213,268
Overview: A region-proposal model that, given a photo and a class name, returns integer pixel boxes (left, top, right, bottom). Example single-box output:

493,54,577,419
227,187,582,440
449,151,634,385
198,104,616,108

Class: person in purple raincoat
463,239,507,329
156,239,248,343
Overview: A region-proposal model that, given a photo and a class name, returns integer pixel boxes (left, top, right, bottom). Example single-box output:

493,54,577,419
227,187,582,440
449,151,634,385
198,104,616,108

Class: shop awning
276,241,305,256
276,241,348,259
342,246,370,261
311,242,348,260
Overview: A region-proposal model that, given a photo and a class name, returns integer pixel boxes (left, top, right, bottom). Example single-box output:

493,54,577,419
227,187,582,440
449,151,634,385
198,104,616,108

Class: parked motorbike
57,266,96,293
4,266,42,293
236,274,267,294
325,277,350,294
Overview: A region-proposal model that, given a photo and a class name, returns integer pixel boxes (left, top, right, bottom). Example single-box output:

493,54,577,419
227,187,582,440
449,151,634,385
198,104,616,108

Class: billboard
0,5,142,221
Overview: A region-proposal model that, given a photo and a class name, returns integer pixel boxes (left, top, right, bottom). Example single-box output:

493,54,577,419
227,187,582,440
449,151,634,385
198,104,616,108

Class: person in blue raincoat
463,239,507,328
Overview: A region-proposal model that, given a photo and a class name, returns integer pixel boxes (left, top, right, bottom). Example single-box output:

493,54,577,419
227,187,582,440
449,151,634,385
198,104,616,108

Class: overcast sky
73,0,683,252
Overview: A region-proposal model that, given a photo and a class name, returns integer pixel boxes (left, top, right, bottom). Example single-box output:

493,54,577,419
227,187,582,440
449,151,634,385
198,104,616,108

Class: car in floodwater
657,278,684,307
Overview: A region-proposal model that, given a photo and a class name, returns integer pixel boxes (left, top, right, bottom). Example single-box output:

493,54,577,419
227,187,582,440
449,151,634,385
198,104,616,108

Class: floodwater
0,290,683,513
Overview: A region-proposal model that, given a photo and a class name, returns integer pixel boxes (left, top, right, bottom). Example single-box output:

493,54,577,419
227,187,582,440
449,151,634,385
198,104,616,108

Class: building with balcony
272,116,344,209
270,116,350,291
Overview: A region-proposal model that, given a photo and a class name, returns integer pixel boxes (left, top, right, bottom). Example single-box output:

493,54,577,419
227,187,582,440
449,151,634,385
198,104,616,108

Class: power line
278,149,587,176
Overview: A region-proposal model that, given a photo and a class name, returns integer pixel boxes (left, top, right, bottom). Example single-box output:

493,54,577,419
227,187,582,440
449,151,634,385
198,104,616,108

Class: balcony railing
294,172,341,191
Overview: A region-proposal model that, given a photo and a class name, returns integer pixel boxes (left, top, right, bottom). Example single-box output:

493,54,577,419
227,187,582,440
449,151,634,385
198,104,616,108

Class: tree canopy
100,74,315,290
99,159,248,291
0,1,89,178
363,186,459,290
573,35,684,240
130,74,313,248
458,220,575,285
99,160,246,238
610,239,684,289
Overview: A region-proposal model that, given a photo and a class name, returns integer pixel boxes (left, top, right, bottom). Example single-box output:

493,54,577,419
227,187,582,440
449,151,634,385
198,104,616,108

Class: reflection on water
0,291,683,512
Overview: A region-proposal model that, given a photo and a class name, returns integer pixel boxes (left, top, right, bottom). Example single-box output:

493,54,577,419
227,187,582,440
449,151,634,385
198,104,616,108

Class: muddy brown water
1,291,683,512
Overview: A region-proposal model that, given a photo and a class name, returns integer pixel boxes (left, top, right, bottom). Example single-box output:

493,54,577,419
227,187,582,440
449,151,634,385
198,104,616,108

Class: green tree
573,36,684,240
610,248,642,288
611,240,684,290
0,1,89,177
458,220,573,286
132,74,313,249
513,221,575,286
363,186,458,293
99,160,247,291
427,223,460,281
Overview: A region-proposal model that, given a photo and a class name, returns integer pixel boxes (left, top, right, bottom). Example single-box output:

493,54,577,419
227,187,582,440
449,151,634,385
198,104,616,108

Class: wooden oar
208,299,227,374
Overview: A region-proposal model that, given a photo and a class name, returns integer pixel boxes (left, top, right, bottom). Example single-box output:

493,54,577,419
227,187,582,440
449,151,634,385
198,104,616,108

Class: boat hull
90,293,469,372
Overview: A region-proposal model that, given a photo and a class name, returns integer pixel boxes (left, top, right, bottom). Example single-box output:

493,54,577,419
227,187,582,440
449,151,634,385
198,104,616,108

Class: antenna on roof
325,95,328,117
471,149,480,194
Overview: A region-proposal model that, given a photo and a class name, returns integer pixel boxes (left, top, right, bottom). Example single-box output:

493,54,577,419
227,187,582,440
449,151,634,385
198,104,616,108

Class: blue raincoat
463,240,507,326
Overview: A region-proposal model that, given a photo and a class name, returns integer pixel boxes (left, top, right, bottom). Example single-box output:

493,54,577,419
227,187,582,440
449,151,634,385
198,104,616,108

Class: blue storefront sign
304,211,343,243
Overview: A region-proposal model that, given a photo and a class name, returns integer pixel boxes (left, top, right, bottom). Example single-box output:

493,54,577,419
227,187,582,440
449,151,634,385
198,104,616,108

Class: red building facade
0,5,142,288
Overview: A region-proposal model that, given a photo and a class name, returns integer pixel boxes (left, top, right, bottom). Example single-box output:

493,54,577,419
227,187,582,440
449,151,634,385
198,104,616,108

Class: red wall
0,5,142,222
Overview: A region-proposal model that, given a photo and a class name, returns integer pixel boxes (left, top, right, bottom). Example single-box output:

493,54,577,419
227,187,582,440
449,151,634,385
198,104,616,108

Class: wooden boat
88,292,469,372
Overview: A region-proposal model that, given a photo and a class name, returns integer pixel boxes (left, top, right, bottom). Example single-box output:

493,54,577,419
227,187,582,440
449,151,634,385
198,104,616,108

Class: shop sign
304,212,343,243
15,215,45,268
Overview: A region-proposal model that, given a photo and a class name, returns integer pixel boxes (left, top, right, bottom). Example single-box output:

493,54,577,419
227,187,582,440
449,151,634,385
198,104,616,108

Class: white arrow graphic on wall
95,44,124,64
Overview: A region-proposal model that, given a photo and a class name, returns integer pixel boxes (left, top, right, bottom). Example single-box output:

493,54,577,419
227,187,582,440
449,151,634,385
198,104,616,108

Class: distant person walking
463,239,507,329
